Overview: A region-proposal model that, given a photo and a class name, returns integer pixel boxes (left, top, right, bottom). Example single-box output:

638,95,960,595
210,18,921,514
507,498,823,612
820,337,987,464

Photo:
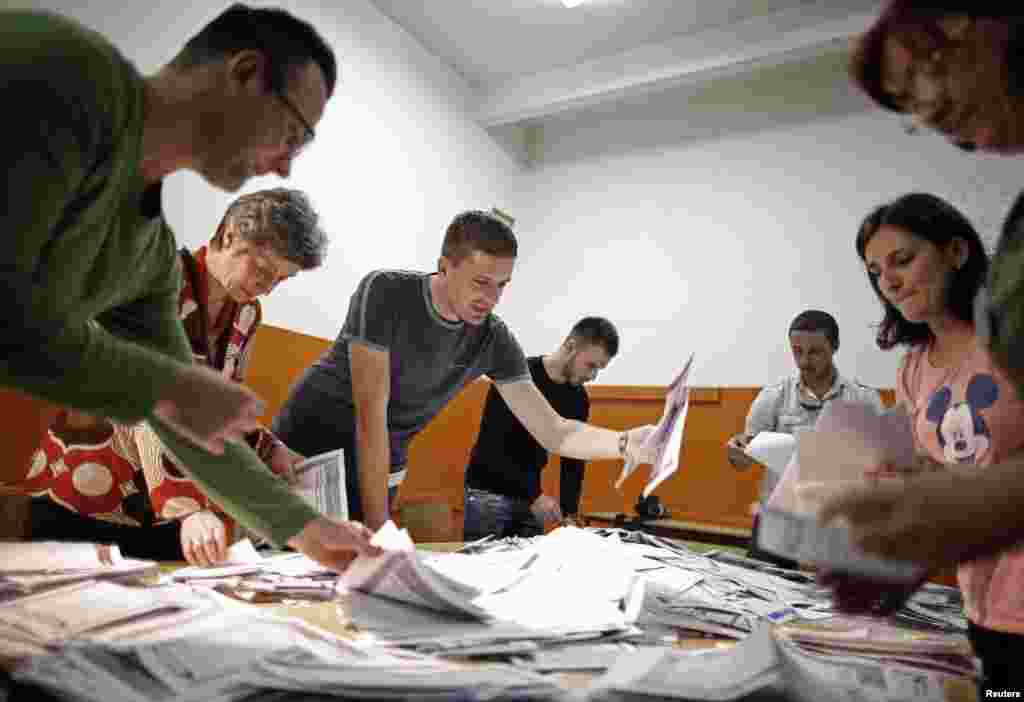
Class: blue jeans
463,488,543,541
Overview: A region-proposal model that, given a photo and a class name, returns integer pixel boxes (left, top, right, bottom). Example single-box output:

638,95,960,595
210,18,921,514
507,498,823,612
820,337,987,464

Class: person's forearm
960,456,1024,559
551,420,620,461
356,421,391,530
148,417,318,547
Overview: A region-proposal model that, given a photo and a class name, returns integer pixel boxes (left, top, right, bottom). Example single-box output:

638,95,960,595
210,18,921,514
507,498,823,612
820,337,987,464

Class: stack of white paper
167,541,341,599
0,541,158,598
0,580,232,658
588,622,969,702
15,611,567,702
339,521,490,619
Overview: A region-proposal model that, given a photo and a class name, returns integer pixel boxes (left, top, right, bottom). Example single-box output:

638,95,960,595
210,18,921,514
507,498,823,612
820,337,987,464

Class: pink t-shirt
898,337,1024,634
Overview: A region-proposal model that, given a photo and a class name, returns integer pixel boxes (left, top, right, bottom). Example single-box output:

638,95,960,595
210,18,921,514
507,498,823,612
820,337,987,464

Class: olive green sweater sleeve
0,11,182,421
0,12,322,544
149,418,319,546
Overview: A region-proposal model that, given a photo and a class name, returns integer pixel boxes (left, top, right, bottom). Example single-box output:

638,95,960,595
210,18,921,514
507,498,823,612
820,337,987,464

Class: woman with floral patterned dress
27,189,327,565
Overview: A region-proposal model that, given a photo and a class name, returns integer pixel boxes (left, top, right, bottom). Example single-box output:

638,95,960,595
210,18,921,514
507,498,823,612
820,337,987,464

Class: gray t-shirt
301,269,530,468
745,372,884,437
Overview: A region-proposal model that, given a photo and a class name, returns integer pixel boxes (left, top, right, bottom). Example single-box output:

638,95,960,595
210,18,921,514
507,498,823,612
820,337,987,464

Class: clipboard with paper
614,353,694,497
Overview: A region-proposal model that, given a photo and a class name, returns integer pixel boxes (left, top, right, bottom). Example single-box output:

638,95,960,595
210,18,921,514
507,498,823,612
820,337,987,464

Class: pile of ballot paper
335,523,971,689
590,622,974,702
0,519,976,702
0,541,158,601
13,608,565,702
167,539,342,600
0,540,565,701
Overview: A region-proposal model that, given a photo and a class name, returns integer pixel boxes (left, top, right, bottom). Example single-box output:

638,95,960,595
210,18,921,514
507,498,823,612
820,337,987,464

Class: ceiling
369,0,884,131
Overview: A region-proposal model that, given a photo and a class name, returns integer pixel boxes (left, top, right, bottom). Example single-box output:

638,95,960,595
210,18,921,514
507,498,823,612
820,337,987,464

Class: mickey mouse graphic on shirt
925,374,999,464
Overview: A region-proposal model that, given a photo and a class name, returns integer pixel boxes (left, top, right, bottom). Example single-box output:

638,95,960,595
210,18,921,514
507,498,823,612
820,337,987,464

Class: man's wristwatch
618,431,629,458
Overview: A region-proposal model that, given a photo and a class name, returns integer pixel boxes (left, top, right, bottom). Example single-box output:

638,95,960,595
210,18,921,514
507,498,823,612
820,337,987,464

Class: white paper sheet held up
756,507,923,581
292,448,348,519
744,432,796,478
616,353,694,498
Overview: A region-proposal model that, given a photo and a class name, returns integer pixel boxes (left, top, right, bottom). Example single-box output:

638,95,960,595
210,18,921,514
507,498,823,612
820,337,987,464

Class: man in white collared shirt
726,310,883,565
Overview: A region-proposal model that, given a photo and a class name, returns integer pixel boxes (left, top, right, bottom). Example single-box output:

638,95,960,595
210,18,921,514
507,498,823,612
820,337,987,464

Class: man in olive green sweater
0,6,378,568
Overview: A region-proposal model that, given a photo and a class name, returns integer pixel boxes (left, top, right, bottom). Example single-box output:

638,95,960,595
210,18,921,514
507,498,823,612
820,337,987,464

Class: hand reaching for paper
287,517,383,573
153,363,264,455
180,510,228,567
269,441,305,485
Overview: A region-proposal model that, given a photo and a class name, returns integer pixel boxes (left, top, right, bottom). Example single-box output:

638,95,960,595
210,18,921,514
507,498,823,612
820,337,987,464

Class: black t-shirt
465,355,589,513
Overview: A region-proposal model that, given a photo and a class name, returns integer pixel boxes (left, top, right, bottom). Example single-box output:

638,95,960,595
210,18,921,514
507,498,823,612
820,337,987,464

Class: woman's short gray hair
216,188,327,269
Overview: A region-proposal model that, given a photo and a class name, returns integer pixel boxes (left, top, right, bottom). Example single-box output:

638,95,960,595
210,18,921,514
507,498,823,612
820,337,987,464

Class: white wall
8,3,1022,388
7,0,519,340
502,61,1023,388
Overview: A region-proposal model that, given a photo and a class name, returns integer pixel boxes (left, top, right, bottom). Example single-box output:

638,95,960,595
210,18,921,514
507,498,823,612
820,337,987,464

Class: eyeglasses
273,90,315,155
888,28,978,145
248,248,291,288
897,59,952,128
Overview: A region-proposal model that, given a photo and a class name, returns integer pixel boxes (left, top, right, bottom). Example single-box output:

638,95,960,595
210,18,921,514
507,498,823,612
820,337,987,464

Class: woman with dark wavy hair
855,192,988,350
844,193,1024,694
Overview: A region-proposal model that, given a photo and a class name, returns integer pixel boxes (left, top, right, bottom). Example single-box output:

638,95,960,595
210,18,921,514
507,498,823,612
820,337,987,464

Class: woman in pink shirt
855,193,1024,692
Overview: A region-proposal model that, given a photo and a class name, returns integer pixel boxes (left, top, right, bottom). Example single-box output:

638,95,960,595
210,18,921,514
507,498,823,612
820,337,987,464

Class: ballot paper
774,632,966,702
590,624,783,701
291,448,348,519
798,402,916,484
616,353,694,497
757,507,923,581
0,580,185,646
758,401,928,579
589,621,963,702
170,539,265,581
17,606,565,702
339,521,490,619
744,431,797,478
773,614,974,676
0,541,158,597
767,400,918,515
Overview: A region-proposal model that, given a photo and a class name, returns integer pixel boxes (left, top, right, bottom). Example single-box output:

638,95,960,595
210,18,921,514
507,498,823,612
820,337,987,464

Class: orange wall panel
241,323,898,531
0,322,904,543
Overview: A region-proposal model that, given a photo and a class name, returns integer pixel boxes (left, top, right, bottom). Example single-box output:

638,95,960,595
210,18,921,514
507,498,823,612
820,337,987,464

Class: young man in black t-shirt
463,317,619,540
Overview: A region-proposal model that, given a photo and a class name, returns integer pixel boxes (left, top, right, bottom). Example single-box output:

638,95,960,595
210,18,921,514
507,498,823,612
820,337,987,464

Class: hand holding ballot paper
742,431,798,493
615,354,694,497
759,401,927,586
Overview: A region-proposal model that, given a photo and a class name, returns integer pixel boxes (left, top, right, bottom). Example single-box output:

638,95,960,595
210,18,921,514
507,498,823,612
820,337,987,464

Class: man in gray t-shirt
274,211,657,529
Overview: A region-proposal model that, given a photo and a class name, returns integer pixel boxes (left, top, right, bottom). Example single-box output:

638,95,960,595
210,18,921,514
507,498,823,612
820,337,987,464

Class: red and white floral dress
29,246,283,527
